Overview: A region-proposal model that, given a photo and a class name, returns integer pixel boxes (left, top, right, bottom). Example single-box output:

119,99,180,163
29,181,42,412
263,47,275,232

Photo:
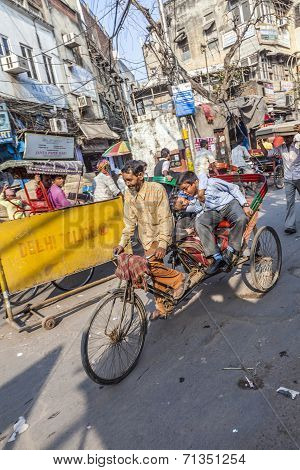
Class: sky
86,0,160,81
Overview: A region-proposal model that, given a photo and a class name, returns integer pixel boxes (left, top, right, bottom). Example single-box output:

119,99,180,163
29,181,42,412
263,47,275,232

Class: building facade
143,0,298,119
0,0,132,167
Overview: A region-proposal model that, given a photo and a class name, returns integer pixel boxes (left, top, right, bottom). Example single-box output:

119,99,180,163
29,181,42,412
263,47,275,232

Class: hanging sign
172,83,195,117
0,103,13,144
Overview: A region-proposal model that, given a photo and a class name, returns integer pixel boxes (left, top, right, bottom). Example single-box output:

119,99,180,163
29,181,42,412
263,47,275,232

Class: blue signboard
172,83,195,117
0,103,13,144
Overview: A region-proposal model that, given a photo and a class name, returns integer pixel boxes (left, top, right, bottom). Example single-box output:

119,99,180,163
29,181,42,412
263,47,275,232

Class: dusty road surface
0,188,299,450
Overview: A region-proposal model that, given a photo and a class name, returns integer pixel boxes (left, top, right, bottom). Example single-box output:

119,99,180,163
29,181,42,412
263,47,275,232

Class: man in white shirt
194,140,218,176
266,133,300,234
93,159,120,202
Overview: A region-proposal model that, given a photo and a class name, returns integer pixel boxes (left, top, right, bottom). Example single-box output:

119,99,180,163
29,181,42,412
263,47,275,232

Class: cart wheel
42,316,56,330
274,165,284,189
81,289,147,385
250,226,282,293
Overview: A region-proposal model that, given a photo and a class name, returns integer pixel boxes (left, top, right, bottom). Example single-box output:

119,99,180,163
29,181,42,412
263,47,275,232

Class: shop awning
203,20,215,32
79,122,119,140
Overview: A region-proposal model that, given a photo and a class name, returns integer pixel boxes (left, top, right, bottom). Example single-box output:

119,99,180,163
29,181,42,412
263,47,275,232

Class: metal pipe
0,258,14,324
26,274,116,311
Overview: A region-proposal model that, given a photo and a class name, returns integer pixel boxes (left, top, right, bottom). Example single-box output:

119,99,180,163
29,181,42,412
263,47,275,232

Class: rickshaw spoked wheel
81,288,147,385
249,226,282,293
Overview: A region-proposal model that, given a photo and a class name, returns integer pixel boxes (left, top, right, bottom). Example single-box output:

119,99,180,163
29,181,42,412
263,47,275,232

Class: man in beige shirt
114,160,189,320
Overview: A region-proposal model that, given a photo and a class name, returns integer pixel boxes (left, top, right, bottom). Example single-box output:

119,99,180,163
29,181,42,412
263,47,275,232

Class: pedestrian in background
194,139,218,176
262,133,300,234
154,148,173,180
231,139,252,171
93,159,120,202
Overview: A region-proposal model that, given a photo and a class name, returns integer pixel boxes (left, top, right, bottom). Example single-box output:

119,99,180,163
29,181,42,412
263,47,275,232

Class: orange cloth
146,242,184,315
273,136,284,148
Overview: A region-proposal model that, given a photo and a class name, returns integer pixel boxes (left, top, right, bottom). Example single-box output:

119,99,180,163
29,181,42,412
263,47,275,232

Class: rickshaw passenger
178,172,252,275
48,175,73,209
0,185,26,220
173,192,202,241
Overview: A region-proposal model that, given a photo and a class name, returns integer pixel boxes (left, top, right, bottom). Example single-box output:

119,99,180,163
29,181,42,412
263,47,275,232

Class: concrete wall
127,113,182,176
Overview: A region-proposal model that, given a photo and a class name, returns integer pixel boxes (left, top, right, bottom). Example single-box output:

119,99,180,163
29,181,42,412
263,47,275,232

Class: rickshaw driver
114,160,197,321
178,172,253,276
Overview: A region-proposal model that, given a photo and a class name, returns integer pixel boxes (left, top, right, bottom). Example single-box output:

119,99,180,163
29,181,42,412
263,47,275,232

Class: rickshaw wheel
250,226,282,293
274,165,284,189
42,316,56,330
81,289,147,385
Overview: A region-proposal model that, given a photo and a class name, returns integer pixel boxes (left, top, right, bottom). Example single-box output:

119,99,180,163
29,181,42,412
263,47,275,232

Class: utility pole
157,0,171,50
201,44,212,97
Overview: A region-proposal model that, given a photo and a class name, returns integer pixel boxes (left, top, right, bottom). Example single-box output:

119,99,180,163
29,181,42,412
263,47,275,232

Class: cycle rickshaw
81,173,282,385
248,149,284,190
0,160,96,310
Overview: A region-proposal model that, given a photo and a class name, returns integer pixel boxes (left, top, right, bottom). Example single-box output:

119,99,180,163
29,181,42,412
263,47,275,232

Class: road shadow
0,346,62,449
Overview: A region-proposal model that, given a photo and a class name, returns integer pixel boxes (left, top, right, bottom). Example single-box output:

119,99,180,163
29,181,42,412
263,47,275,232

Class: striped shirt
119,181,173,251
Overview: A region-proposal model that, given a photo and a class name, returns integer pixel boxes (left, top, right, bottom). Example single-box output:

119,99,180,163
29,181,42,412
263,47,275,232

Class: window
205,21,217,41
27,1,43,18
295,4,300,28
42,55,55,84
204,12,214,23
229,0,251,25
72,47,83,67
207,39,219,51
20,44,38,79
0,36,10,57
179,38,191,61
99,98,111,121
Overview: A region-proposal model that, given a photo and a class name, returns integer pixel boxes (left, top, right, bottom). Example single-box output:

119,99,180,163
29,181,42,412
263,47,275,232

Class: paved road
0,187,300,450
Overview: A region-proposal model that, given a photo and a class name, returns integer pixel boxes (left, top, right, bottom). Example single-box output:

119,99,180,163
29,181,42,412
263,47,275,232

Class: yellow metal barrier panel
0,197,124,293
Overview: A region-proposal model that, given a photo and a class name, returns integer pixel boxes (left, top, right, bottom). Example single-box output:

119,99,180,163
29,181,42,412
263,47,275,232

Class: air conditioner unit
77,95,93,108
49,118,68,133
63,32,81,48
1,54,29,74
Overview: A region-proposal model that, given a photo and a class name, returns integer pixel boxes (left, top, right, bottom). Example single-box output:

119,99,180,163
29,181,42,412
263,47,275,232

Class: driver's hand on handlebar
243,207,253,218
154,247,166,260
113,245,124,256
166,175,173,181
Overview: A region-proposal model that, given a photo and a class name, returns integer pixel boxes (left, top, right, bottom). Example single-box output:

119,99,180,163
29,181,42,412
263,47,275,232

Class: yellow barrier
0,197,124,293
